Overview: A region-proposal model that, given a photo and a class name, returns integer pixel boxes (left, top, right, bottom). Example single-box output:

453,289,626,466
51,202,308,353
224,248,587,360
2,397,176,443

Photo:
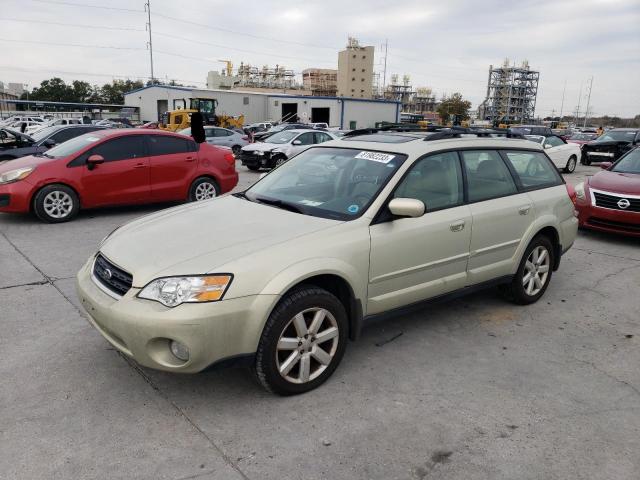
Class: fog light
170,340,190,361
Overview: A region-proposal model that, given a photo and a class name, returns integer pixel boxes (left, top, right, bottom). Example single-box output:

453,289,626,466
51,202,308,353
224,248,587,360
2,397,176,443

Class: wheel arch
30,181,82,213
187,174,220,199
532,225,561,271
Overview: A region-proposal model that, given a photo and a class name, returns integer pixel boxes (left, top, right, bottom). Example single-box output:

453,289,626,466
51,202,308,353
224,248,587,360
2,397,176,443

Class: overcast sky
2,0,639,117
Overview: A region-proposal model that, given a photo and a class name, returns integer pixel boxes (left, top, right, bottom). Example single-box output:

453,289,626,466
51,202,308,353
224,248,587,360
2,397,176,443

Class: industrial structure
302,69,338,97
479,59,539,124
381,76,440,120
337,37,375,99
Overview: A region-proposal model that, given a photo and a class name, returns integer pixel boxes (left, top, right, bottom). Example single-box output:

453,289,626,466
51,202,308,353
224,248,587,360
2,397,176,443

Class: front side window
394,152,463,211
148,135,191,155
245,147,406,220
89,136,146,162
214,128,233,137
612,148,640,174
544,136,564,148
461,150,517,202
503,151,562,189
295,132,315,145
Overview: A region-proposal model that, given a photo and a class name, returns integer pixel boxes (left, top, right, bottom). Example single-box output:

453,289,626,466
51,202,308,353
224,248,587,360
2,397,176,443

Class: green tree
24,77,74,102
437,92,472,125
100,79,144,104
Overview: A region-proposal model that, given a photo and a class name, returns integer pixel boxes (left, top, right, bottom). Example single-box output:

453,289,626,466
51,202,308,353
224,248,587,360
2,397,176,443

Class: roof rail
423,126,525,141
342,128,380,137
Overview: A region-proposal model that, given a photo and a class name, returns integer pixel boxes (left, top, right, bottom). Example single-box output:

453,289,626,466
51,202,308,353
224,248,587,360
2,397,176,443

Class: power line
0,17,145,31
30,0,143,13
0,37,144,50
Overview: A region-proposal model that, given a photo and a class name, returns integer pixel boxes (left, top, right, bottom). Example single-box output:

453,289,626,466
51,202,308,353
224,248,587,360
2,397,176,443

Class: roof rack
423,126,525,141
342,125,445,137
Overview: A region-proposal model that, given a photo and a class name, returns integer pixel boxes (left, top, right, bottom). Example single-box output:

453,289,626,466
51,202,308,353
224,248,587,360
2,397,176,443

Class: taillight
223,152,235,167
565,184,577,205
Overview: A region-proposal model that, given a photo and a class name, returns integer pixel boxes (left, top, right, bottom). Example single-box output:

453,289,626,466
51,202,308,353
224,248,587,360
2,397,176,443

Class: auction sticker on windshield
354,151,395,163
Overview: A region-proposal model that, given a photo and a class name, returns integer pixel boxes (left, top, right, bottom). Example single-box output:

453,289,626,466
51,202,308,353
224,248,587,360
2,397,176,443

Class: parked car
0,129,238,222
0,115,45,126
510,125,553,136
574,147,640,237
75,131,577,395
566,132,599,146
178,126,249,155
525,135,581,172
25,117,84,134
240,129,337,170
581,128,640,165
138,122,159,129
253,123,308,142
245,122,273,132
308,122,329,129
0,124,107,160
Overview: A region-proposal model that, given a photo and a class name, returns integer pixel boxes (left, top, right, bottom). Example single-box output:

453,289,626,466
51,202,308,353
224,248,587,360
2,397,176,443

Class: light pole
23,83,29,112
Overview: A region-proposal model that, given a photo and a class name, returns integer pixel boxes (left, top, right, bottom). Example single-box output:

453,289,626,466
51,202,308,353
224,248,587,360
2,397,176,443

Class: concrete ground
1,161,639,480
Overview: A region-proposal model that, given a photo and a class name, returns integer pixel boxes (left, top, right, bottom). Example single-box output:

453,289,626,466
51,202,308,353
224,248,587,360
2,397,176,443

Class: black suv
581,128,640,165
0,124,106,161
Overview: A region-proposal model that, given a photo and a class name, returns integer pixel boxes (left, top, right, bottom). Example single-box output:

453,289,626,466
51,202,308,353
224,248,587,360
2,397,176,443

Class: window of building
352,68,355,72
243,97,249,105
361,78,365,82
362,55,366,59
352,54,356,58
352,77,355,81
362,69,365,72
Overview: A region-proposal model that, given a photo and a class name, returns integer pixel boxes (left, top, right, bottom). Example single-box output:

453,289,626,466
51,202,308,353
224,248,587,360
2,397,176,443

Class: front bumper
0,180,35,213
576,201,640,237
76,258,279,373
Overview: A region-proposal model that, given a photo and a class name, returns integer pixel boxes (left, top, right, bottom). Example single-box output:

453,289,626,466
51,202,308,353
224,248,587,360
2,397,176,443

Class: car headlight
254,150,264,156
575,182,587,201
0,167,35,185
138,274,233,307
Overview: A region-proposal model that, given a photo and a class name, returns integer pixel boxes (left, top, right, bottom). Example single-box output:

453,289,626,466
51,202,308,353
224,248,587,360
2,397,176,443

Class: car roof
89,128,188,139
322,134,544,156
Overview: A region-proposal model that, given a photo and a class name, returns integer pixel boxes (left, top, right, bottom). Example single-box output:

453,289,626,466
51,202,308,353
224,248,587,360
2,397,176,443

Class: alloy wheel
43,191,73,219
194,182,217,201
522,245,550,296
276,307,339,384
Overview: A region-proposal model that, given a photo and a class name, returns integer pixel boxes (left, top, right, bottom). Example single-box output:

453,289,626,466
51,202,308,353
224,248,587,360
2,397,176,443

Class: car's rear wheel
33,184,79,223
564,155,577,173
231,145,241,155
500,235,554,305
188,177,219,201
255,286,348,395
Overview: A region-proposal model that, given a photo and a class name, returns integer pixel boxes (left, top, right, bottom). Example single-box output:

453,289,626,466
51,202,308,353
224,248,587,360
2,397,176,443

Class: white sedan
525,135,581,173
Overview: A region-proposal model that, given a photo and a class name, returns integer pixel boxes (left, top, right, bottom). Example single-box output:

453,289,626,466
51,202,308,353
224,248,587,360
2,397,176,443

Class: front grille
240,151,269,164
593,191,640,213
588,217,640,233
92,254,132,297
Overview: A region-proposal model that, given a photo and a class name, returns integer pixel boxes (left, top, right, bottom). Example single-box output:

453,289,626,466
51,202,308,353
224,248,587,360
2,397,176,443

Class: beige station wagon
76,130,578,395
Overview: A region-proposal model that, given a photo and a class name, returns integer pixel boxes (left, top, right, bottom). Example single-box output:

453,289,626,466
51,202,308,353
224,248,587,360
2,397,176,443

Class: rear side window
148,135,192,155
461,150,517,202
503,151,563,189
91,136,146,162
214,129,233,137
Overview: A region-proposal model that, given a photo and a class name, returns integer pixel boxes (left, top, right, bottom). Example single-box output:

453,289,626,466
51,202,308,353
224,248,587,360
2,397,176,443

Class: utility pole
559,79,566,122
382,39,388,92
145,0,154,85
574,80,583,124
583,76,594,128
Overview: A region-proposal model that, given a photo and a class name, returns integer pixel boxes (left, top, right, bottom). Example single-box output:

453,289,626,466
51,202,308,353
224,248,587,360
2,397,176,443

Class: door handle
449,220,465,232
132,163,147,169
185,156,195,162
518,205,531,215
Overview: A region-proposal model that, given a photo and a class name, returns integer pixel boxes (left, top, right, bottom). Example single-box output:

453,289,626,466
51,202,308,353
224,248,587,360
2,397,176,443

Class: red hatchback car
0,129,238,222
575,147,640,237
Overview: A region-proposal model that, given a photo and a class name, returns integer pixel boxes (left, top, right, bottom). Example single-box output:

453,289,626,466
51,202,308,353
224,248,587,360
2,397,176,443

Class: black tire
499,235,555,305
255,286,348,395
231,145,241,155
581,154,591,166
33,184,79,223
274,155,288,168
246,165,260,171
564,155,577,173
188,176,219,202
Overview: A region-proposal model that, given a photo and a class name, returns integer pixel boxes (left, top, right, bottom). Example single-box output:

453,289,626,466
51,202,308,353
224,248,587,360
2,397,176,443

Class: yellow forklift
159,98,245,132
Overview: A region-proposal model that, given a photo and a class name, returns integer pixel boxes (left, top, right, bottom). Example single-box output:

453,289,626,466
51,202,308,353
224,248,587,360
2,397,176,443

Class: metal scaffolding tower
481,59,539,124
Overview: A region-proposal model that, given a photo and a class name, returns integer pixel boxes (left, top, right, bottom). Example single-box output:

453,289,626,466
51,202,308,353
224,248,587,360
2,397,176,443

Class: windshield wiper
254,196,305,214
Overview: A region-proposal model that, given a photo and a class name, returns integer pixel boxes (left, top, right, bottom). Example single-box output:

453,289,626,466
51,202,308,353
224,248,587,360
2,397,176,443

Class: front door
368,152,471,315
80,135,150,207
460,150,533,284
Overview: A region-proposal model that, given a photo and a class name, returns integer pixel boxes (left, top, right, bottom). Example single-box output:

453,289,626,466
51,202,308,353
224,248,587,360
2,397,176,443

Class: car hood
100,195,340,286
241,142,284,153
0,153,53,171
584,141,630,150
589,170,640,195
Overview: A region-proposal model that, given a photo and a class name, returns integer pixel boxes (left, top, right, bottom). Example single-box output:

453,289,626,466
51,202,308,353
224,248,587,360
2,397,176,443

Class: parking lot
1,161,638,480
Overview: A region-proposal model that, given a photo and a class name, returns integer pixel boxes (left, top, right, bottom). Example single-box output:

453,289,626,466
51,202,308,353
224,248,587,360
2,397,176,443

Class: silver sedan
178,126,249,155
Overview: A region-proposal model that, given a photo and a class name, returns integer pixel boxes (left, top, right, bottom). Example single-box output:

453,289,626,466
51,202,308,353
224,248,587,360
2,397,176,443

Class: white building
124,85,400,129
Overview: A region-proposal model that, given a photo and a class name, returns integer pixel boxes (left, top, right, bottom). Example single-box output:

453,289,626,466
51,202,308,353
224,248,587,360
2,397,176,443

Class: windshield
569,133,595,141
267,131,299,144
245,147,407,220
612,149,640,174
595,130,637,143
45,133,102,158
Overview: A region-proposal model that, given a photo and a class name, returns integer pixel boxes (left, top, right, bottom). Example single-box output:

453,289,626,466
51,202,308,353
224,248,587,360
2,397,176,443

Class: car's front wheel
188,177,219,201
500,235,554,305
564,155,577,173
33,184,80,223
255,286,348,395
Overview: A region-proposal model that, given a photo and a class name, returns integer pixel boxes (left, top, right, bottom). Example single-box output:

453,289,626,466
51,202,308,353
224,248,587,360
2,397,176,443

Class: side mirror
543,143,552,149
600,162,613,170
292,140,302,145
43,138,56,148
388,198,425,218
86,154,105,170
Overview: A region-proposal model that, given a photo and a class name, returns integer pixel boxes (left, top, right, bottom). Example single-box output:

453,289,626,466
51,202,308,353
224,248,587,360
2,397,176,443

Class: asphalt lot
1,161,639,480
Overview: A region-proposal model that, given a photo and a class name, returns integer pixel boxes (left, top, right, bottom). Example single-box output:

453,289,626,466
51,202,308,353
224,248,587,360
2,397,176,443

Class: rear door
79,135,150,207
461,150,533,285
146,134,198,201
